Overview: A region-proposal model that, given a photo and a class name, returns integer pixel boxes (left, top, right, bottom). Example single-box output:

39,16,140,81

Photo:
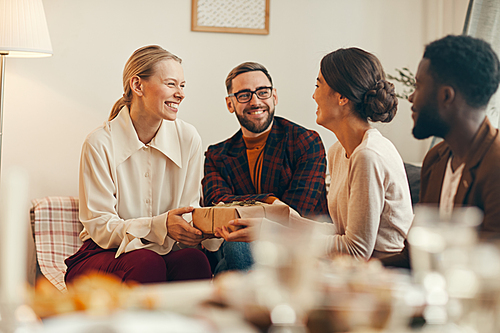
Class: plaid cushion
30,196,82,292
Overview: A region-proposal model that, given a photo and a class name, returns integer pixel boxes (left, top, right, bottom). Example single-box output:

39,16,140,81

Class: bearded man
202,62,329,274
409,35,500,234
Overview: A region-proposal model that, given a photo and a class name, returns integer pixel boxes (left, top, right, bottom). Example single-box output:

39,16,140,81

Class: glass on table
408,205,500,332
251,217,323,332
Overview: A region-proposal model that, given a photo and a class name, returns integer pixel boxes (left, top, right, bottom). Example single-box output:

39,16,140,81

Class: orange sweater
243,131,277,204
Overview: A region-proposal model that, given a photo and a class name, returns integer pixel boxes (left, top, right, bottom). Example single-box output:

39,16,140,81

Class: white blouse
78,107,221,257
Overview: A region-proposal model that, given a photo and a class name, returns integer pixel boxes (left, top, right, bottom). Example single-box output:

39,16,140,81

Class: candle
0,168,30,305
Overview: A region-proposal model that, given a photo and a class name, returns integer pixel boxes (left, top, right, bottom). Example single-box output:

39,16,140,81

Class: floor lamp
0,0,52,330
0,0,53,179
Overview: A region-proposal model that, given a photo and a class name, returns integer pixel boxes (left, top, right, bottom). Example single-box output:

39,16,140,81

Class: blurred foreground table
39,280,259,333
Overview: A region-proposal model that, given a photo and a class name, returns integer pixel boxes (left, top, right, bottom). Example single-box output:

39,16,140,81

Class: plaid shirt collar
109,106,182,168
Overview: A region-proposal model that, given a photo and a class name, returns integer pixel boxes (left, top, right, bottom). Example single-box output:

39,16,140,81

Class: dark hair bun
363,80,398,123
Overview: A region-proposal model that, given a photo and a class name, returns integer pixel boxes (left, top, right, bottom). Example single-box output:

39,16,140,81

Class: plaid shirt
202,116,328,218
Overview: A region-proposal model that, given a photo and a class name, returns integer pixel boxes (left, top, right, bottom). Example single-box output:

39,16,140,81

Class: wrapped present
192,201,290,235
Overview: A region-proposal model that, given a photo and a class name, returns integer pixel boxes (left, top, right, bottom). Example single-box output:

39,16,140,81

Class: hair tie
122,93,131,104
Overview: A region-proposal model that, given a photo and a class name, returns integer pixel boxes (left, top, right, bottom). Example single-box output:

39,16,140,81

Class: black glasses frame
228,86,273,103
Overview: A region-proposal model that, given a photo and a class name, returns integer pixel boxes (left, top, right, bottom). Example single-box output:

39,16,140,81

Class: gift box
192,202,291,235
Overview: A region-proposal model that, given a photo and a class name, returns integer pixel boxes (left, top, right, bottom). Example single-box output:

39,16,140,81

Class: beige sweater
326,128,413,259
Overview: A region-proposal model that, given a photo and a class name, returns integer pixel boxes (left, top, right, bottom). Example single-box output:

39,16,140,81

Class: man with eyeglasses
202,62,329,274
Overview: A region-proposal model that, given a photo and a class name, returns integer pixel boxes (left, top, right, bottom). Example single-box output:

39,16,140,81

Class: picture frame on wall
191,0,270,35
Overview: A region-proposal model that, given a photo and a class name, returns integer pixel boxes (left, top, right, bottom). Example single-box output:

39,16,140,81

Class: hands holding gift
167,206,207,246
214,218,262,243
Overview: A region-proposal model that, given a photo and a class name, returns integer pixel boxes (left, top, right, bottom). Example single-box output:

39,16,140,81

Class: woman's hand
214,218,262,243
167,207,204,246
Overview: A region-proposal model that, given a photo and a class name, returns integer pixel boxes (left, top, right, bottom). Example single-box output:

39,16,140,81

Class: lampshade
0,0,52,57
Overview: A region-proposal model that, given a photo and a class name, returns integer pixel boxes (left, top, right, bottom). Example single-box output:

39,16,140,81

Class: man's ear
226,96,235,113
439,85,455,107
272,88,278,106
130,76,143,97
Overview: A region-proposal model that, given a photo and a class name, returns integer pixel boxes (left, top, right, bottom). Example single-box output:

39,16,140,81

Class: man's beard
412,100,450,140
236,105,275,134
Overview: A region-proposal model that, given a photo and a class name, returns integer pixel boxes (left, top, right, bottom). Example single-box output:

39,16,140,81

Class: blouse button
145,172,149,178
146,198,150,204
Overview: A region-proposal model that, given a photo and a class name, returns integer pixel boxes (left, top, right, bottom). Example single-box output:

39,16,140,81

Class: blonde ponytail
109,97,128,121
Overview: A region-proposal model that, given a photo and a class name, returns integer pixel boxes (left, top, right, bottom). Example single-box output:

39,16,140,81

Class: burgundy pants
65,239,212,285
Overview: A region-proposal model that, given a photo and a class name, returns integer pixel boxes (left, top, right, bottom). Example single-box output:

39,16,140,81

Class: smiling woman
130,59,186,142
311,47,414,261
64,45,223,286
108,46,182,122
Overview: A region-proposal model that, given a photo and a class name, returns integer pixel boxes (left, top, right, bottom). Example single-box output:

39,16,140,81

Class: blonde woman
65,46,221,285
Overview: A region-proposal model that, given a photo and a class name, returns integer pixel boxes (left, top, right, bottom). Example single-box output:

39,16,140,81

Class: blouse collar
109,106,182,168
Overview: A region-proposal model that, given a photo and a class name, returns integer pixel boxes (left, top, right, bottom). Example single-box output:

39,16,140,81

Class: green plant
387,67,415,100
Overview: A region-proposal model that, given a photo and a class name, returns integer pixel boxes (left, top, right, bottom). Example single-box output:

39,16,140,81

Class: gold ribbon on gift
213,200,265,207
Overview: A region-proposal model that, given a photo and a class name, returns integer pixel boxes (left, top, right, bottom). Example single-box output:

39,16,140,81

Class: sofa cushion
30,196,82,292
404,162,421,205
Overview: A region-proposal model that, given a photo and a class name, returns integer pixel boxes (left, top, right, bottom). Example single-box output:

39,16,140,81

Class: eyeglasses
228,87,273,103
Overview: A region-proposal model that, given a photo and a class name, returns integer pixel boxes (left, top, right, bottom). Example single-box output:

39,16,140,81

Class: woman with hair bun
312,47,413,260
65,45,222,285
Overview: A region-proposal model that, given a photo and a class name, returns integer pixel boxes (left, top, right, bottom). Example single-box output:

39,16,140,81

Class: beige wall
2,0,468,200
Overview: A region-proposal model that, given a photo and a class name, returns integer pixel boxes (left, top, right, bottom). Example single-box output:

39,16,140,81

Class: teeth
249,110,263,115
166,103,178,109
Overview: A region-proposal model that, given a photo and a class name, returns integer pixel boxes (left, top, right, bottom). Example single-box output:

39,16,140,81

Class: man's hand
167,207,204,246
214,218,262,242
